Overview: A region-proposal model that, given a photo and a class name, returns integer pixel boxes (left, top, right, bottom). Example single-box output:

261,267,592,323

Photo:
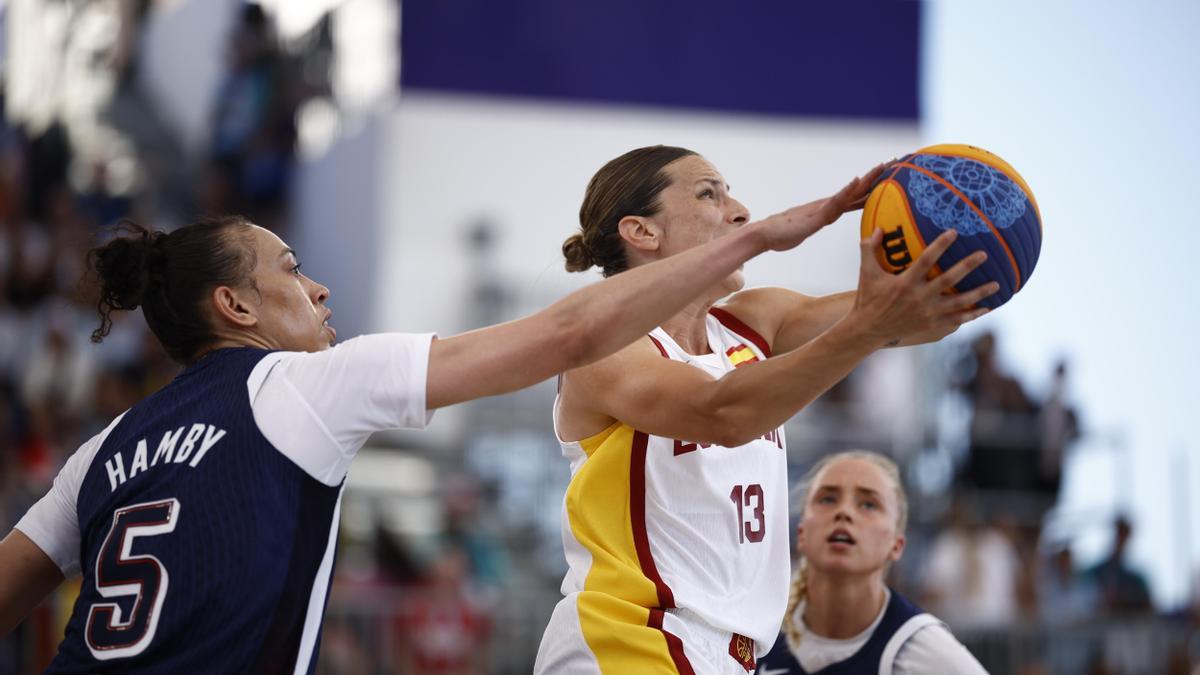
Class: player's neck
802,573,888,640
199,332,274,358
659,286,726,355
660,301,714,355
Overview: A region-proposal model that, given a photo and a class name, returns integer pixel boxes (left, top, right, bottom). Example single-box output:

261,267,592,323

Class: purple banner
400,0,921,120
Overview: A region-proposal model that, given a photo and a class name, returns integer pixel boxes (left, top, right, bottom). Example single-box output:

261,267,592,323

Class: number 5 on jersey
85,498,180,660
730,484,765,544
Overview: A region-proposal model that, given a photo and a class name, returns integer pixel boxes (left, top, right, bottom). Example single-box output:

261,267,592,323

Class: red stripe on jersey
708,307,772,358
631,431,675,609
648,609,697,675
648,335,670,358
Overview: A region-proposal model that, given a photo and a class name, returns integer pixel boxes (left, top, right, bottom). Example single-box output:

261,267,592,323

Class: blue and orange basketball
860,144,1042,309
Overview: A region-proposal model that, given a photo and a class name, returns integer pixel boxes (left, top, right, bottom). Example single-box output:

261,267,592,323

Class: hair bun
93,227,167,310
562,233,594,273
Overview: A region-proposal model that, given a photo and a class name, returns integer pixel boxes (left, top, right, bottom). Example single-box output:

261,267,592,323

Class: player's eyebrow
695,177,730,191
814,484,883,500
854,486,883,500
280,247,297,259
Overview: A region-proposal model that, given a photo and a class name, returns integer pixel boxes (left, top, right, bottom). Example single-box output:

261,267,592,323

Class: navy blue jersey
47,347,342,674
757,591,929,675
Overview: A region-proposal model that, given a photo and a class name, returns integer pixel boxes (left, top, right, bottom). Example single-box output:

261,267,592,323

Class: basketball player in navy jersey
757,452,986,674
0,175,881,673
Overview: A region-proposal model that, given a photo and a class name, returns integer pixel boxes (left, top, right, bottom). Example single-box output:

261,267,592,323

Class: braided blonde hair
783,450,908,653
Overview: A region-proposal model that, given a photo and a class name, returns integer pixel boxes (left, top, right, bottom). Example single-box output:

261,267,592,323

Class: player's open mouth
827,529,856,546
323,315,336,340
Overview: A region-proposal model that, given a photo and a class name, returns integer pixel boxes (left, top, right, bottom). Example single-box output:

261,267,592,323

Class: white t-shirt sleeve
14,414,126,578
893,622,989,675
248,333,435,486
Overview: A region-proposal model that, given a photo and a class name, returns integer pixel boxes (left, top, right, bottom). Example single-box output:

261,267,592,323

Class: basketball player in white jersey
535,146,998,675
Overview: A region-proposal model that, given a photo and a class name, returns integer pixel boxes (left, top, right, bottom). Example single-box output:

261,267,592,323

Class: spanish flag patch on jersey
725,344,759,368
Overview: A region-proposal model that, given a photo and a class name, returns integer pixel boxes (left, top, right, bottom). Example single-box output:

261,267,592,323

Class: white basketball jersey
554,308,790,658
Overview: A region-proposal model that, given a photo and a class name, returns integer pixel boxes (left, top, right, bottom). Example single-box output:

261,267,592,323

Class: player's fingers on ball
831,180,861,209
859,228,885,271
949,306,990,325
863,162,887,185
908,229,957,277
937,284,993,315
935,250,988,289
859,244,890,283
955,281,1000,307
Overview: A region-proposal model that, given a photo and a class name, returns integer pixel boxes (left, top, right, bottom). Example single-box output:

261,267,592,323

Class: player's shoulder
722,286,815,314
714,287,813,353
893,616,988,675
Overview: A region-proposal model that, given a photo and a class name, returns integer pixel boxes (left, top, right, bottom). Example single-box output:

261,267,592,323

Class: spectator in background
3,194,56,312
1036,541,1096,626
393,546,492,675
1035,540,1097,674
921,498,1021,630
960,332,1040,491
441,473,510,593
1086,515,1153,615
1037,359,1079,496
204,3,296,233
313,614,372,675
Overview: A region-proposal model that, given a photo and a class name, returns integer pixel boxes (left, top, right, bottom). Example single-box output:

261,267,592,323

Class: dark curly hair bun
92,225,167,312
87,215,256,364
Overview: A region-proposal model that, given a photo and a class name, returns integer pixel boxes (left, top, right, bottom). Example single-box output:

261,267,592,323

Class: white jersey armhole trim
247,353,345,486
14,411,129,578
291,484,344,674
551,393,569,444
246,352,287,399
879,613,942,675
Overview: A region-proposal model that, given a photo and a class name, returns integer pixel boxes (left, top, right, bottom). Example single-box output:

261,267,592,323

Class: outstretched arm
425,166,887,410
560,228,996,445
0,529,64,636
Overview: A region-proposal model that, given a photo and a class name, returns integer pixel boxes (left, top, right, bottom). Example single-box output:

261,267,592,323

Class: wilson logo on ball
880,227,913,271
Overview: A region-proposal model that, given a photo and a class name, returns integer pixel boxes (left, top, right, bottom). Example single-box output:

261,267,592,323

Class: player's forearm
553,224,768,369
773,290,856,354
700,316,880,445
0,530,65,636
776,290,946,354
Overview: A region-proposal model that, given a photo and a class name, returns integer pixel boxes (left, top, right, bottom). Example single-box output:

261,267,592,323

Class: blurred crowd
0,1,297,517
887,332,1195,675
1,3,1198,674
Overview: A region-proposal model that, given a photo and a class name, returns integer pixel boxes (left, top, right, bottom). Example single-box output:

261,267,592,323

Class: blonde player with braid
756,451,987,674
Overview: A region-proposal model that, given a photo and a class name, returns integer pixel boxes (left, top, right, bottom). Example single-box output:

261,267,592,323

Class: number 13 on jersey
729,484,765,544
